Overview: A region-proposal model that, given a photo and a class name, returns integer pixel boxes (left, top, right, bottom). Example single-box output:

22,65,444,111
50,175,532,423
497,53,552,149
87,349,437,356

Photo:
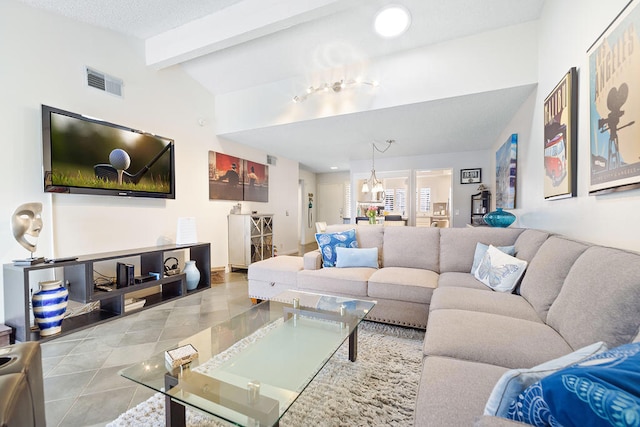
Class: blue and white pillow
473,245,527,293
471,243,516,274
507,341,640,426
315,229,358,267
484,341,608,417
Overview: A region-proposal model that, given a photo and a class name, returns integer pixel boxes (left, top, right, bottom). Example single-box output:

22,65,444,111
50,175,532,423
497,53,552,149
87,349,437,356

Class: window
384,188,407,214
419,187,431,212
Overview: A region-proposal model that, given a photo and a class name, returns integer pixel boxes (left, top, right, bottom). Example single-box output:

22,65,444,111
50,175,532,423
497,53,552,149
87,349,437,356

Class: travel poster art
495,134,518,209
589,0,640,194
544,68,577,200
209,151,243,201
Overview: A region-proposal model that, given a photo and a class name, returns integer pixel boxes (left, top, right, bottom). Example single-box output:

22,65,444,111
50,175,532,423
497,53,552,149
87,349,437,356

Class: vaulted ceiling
19,0,544,171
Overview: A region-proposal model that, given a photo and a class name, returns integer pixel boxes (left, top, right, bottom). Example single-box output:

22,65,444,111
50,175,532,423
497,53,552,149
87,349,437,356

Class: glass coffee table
120,290,376,426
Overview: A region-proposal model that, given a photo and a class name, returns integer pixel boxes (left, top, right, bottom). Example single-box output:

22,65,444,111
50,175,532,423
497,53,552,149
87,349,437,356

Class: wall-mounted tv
42,105,175,199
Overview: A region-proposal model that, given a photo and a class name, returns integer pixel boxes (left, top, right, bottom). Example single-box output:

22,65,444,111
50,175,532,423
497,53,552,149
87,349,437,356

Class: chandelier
293,79,379,103
362,139,394,193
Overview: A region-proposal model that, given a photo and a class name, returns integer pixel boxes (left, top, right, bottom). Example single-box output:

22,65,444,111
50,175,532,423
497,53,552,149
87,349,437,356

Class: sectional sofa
247,224,640,425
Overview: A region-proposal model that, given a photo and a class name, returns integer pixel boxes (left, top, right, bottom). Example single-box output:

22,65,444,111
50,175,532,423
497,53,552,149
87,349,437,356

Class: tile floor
41,272,254,427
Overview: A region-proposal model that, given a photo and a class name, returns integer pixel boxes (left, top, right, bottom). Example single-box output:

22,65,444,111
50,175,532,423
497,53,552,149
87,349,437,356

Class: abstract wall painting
495,134,518,209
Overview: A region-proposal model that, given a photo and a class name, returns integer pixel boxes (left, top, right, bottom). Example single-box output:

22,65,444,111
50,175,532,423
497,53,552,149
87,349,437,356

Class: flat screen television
42,105,175,199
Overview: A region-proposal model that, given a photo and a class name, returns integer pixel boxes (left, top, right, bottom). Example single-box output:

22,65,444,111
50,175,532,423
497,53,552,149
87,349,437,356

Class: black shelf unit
3,243,210,343
471,191,491,226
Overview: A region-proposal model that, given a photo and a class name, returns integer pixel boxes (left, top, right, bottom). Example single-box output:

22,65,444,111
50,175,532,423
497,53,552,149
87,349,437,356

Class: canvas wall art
208,151,269,202
243,160,269,202
588,0,640,194
544,67,578,200
495,134,518,209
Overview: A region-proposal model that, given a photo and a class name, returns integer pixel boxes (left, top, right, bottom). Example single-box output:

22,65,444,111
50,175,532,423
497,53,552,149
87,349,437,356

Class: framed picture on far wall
544,67,578,200
460,168,481,184
495,134,518,209
588,0,640,194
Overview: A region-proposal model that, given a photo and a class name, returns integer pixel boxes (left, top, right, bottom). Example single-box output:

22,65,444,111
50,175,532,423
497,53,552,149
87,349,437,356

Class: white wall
494,0,640,252
0,1,301,322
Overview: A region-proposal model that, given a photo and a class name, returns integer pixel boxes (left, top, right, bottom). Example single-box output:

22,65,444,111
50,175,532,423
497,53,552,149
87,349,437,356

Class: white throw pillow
473,245,527,292
470,243,516,274
483,341,608,417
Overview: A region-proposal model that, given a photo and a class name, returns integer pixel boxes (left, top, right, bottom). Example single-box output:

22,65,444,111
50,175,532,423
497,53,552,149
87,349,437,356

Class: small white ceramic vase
184,260,200,291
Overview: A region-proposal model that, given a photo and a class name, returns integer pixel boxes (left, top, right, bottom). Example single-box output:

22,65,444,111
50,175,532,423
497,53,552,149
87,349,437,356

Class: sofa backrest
439,227,525,273
513,229,551,263
382,226,440,271
546,245,640,350
325,224,384,265
519,236,590,322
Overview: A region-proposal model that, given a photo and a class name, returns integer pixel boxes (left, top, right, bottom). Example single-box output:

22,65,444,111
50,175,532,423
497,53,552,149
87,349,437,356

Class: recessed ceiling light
374,5,411,38
330,166,338,170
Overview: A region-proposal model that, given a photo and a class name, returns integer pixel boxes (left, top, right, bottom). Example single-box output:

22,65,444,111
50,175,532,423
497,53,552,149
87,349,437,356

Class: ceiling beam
145,0,355,69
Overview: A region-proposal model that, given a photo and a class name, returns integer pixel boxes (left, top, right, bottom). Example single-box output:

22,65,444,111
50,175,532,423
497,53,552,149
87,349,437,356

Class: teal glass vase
483,208,516,228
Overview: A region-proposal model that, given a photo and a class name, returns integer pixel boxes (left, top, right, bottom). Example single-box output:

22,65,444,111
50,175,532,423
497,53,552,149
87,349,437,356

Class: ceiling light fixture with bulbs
374,4,412,38
292,78,379,103
362,139,395,194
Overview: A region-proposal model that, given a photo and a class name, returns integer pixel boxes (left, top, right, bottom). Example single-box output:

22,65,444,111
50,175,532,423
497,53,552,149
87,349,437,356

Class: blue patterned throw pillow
507,341,640,427
315,229,358,267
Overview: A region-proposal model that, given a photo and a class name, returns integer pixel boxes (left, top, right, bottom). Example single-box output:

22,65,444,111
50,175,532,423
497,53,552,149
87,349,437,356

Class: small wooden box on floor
0,324,11,346
210,266,226,284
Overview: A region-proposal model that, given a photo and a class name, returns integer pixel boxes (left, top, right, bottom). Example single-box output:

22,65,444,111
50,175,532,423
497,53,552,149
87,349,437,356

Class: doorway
414,169,453,227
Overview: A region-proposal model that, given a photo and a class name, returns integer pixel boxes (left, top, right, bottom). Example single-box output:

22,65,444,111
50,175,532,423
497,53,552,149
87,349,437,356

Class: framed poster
460,168,481,184
208,151,243,201
544,67,578,200
496,134,518,209
588,0,640,194
243,160,269,202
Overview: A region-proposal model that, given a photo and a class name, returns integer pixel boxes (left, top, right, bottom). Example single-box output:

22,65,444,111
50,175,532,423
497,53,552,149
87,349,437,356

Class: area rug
107,321,425,426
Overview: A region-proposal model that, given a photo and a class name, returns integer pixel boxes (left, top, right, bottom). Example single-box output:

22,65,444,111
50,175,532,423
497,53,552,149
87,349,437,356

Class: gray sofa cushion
438,271,490,290
519,236,590,322
248,255,302,285
547,246,640,349
367,267,438,304
382,226,440,271
297,267,374,297
414,356,508,427
424,309,573,368
429,287,542,323
439,228,525,273
326,224,384,265
513,229,550,263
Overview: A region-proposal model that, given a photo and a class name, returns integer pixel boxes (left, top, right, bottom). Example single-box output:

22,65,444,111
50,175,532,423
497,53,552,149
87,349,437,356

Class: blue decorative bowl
483,208,516,228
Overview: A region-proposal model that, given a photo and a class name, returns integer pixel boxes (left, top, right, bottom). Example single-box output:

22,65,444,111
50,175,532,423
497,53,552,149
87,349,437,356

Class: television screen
42,105,175,199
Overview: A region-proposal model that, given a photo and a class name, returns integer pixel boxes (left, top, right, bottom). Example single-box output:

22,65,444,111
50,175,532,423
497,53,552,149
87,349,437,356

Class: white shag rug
108,321,425,427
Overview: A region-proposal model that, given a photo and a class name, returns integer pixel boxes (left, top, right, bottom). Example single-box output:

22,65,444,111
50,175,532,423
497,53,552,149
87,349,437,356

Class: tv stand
3,243,210,343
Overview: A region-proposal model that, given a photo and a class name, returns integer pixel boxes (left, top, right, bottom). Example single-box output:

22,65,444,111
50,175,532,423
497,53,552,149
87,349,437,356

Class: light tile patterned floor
42,272,254,427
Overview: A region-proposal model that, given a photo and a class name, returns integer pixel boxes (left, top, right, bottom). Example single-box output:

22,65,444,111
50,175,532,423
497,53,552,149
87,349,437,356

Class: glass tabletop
119,290,376,426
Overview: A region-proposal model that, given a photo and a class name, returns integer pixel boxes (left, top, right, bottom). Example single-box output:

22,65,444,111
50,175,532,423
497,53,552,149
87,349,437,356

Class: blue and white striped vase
32,280,69,337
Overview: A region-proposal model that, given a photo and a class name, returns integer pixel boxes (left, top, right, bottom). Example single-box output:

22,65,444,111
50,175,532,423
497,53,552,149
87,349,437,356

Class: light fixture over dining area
292,78,379,103
362,139,395,194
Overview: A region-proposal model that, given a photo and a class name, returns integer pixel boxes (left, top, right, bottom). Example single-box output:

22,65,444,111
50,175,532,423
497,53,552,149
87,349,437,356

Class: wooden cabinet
3,243,211,342
471,191,491,226
228,214,273,270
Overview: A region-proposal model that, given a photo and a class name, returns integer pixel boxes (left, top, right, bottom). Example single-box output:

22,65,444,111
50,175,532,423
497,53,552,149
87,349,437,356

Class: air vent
267,155,277,166
86,67,123,97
